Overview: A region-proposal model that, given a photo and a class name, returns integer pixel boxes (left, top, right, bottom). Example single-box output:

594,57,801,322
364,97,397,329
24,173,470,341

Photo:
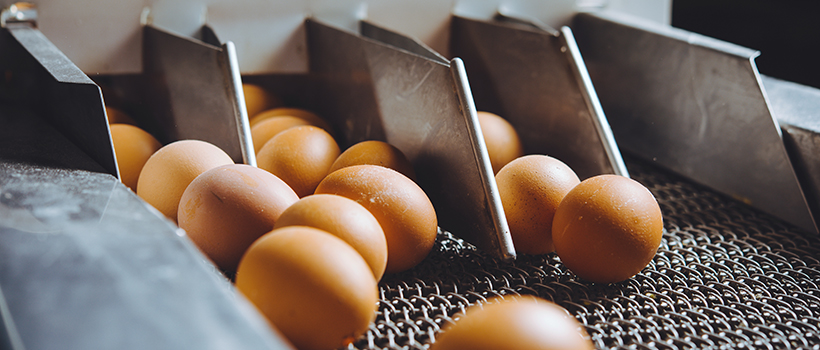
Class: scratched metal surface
352,158,820,350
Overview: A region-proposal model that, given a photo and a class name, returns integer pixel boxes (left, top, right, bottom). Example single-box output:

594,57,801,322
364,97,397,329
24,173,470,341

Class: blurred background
672,0,820,89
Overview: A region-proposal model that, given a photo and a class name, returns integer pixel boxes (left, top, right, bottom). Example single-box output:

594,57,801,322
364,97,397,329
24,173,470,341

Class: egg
315,165,437,273
430,295,593,350
110,124,161,190
136,140,233,222
236,226,378,350
477,111,524,174
178,164,299,273
274,194,388,279
109,124,162,190
250,116,312,153
249,107,329,131
496,155,580,255
242,83,282,118
552,174,663,283
105,106,136,125
329,140,416,181
256,126,340,197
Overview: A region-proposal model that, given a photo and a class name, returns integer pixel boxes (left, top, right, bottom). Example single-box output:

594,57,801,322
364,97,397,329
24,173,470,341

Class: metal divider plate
142,24,254,165
306,19,514,260
572,11,818,234
450,15,627,180
0,21,115,176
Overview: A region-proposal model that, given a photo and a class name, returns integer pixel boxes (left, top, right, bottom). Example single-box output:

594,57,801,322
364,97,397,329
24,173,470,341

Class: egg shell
274,194,388,280
250,116,312,153
110,124,161,190
496,155,580,255
105,106,137,125
329,140,416,181
315,165,437,274
236,226,378,350
137,140,234,222
249,107,330,132
430,295,593,350
243,83,282,118
552,174,664,283
178,164,299,273
477,111,524,174
256,125,340,197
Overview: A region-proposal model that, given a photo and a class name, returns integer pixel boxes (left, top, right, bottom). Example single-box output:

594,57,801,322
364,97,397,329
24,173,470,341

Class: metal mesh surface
353,159,820,350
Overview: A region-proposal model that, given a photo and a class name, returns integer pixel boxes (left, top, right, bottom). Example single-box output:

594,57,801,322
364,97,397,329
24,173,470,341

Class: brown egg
329,140,416,181
178,164,299,273
110,124,161,190
431,295,593,350
256,126,340,197
274,194,388,279
315,165,437,273
242,83,282,118
496,155,580,255
552,175,663,283
137,140,233,222
249,107,330,132
236,226,378,350
251,116,312,153
106,106,136,125
477,111,524,174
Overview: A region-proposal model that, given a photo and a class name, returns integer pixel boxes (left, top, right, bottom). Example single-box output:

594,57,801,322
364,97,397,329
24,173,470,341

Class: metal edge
3,21,118,178
359,20,449,64
0,284,25,350
450,57,515,261
221,41,256,166
751,55,818,233
560,25,629,178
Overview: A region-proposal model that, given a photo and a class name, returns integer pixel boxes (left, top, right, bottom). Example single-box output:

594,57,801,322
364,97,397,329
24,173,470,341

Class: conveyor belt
361,158,820,350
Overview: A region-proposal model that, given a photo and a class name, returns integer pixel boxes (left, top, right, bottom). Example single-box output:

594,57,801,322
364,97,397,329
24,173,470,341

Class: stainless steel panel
573,11,817,234
306,19,514,260
0,162,293,350
142,24,254,165
1,8,116,176
763,75,820,226
450,15,627,180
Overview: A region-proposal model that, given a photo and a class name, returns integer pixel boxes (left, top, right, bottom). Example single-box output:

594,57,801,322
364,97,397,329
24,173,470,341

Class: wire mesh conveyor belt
356,158,820,350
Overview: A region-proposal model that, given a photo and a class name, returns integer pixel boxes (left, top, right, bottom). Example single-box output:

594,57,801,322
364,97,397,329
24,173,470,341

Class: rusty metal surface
354,158,820,349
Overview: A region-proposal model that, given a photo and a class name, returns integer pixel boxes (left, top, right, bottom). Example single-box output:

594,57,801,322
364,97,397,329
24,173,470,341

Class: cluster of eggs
107,84,437,350
477,111,664,284
107,84,662,350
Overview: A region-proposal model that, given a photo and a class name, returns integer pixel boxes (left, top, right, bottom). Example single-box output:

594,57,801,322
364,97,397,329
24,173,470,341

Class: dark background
672,1,820,89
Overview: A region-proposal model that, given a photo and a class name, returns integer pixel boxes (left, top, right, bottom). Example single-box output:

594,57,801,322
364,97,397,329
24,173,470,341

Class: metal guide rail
360,158,820,350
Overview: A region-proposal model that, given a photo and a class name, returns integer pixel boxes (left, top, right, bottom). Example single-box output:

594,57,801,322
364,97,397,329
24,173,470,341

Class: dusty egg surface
177,164,299,274
496,155,580,255
552,174,664,284
315,164,437,274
